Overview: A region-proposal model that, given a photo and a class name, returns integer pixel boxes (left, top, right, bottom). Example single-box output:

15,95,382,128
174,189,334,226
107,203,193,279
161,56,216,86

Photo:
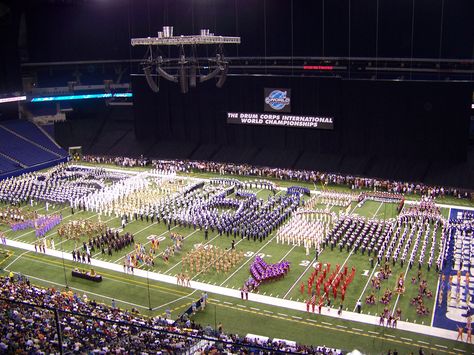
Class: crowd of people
0,164,128,206
324,197,447,273
276,209,334,253
0,275,342,354
325,214,394,258
182,245,244,274
79,155,473,201
0,206,32,225
57,219,107,242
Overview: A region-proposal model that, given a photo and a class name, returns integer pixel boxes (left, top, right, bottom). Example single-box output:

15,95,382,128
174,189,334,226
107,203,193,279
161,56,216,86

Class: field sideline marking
4,251,29,270
152,289,198,311
219,232,279,286
19,252,193,298
5,270,150,310
352,202,392,311
431,207,450,327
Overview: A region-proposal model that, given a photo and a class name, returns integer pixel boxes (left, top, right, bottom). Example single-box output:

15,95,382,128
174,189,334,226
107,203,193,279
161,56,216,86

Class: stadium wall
132,75,471,162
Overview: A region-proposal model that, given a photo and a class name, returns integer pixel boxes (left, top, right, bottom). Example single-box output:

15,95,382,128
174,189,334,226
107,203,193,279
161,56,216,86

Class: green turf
0,163,473,354
0,244,472,354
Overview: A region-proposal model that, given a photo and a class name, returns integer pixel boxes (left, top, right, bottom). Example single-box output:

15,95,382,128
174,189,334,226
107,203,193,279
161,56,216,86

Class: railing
0,297,325,355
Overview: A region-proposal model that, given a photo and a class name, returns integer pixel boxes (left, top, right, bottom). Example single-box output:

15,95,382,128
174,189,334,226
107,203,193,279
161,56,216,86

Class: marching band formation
1,161,473,334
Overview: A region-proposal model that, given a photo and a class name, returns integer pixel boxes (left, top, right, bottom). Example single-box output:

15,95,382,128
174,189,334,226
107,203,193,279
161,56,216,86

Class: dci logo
264,88,291,112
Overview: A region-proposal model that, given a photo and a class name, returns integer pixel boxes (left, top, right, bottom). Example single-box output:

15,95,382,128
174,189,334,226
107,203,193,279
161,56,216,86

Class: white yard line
6,271,149,310
353,264,378,312
278,245,297,263
191,237,246,281
165,232,220,274
4,251,29,269
283,257,317,299
219,233,279,287
152,289,198,310
371,201,384,219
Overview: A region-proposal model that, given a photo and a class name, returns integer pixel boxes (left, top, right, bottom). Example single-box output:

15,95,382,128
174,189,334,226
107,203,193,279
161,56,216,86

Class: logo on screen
265,89,291,112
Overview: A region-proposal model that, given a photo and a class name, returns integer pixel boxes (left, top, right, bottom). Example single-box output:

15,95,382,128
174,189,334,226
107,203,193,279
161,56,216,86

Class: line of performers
300,262,356,303
276,210,334,252
181,245,244,274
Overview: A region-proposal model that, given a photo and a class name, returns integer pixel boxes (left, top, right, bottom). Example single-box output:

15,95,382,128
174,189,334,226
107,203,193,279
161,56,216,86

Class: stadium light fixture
132,26,240,93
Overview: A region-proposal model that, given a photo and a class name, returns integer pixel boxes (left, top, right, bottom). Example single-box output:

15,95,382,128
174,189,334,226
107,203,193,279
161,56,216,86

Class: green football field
0,164,472,354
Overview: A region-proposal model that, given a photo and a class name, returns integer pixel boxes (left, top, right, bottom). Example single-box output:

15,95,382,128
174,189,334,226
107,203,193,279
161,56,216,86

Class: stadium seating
0,155,21,174
0,276,335,354
1,120,65,156
0,120,68,179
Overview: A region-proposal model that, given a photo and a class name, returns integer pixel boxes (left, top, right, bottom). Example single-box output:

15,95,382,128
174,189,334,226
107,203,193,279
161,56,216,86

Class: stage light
156,66,178,83
132,26,240,93
179,64,188,94
216,63,229,88
199,67,221,82
143,66,160,93
189,63,197,88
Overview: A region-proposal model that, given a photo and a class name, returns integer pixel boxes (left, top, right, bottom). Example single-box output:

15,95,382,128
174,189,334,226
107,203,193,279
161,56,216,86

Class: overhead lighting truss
131,27,240,93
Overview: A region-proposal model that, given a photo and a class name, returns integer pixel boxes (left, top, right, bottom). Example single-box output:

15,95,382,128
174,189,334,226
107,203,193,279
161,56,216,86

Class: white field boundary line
430,268,442,327
3,237,465,344
283,257,316,299
5,269,149,310
152,289,198,311
4,251,29,269
352,202,390,311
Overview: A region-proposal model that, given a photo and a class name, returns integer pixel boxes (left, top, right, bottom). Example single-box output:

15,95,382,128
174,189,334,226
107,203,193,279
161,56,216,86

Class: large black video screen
132,75,470,161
